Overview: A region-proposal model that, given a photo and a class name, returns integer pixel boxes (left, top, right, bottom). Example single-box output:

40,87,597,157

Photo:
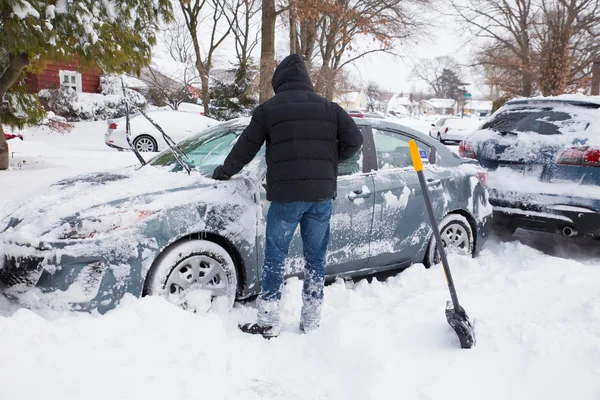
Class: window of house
372,128,431,170
59,70,82,92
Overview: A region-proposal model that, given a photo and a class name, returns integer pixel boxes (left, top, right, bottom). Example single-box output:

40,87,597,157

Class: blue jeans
257,199,333,330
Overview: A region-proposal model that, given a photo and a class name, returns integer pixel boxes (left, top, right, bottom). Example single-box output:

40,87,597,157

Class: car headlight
58,209,160,240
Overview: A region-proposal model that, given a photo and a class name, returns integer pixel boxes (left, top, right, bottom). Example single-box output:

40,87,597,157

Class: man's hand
212,165,231,181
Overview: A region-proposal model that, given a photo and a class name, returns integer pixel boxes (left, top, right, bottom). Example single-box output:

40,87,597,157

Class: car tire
144,240,238,311
437,133,445,144
133,135,158,152
424,214,474,268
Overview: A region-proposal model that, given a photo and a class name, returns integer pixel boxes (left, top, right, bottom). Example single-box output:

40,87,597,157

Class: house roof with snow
421,98,456,109
465,100,493,111
334,91,362,104
388,94,414,107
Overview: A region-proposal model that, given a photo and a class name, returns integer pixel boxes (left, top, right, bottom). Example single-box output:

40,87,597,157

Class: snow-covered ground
1,121,599,400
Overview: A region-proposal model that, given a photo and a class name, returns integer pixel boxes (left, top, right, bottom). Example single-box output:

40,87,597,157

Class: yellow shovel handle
408,140,423,172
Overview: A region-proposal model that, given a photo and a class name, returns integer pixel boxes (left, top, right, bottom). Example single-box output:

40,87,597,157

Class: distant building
24,57,102,94
334,91,368,110
387,94,417,115
420,98,457,115
464,100,493,117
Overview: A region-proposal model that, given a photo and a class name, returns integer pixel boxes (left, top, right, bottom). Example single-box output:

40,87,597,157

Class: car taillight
445,127,449,133
476,171,487,187
459,140,477,159
108,122,118,129
556,146,600,167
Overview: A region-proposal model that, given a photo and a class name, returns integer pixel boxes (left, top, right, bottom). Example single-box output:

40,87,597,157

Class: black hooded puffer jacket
220,54,363,202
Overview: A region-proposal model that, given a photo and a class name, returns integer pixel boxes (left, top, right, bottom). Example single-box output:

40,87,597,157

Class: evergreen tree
210,61,258,121
0,0,173,170
438,68,463,99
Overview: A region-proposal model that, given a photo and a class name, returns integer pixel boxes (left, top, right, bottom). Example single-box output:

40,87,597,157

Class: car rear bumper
104,131,129,151
491,202,600,237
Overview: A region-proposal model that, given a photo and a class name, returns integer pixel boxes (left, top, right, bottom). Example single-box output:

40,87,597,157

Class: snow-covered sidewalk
1,120,599,400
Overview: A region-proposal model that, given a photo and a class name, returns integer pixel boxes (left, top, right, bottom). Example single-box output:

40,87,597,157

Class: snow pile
1,237,600,399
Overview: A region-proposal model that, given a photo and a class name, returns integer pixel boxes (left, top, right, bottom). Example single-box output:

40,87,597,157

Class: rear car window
482,105,593,135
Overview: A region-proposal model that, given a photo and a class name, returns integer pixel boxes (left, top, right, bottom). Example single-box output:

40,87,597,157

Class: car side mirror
431,123,435,127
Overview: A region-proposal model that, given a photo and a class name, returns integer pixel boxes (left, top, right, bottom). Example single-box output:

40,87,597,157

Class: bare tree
288,0,427,100
452,0,538,97
179,0,232,116
224,0,261,67
411,56,461,97
537,0,600,95
162,15,195,64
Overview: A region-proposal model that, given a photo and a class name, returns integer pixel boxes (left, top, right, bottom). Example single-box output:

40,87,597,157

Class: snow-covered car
105,109,218,152
1,118,492,313
460,95,600,238
429,117,482,144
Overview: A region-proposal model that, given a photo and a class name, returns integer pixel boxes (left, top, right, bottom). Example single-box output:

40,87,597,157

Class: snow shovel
408,140,475,349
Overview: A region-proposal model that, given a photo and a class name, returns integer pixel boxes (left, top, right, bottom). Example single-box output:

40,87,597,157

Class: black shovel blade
445,300,475,349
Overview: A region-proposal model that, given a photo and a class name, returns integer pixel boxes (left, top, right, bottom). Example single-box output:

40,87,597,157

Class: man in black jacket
212,54,362,338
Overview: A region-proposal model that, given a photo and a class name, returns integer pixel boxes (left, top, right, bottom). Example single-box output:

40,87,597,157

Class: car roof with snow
505,94,600,108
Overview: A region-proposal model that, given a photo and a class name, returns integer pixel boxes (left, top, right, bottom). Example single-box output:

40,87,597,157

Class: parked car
105,109,218,152
364,111,386,119
430,117,482,144
459,95,600,238
346,109,365,118
1,118,491,313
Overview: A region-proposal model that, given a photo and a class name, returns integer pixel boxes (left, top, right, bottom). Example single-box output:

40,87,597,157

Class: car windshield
482,106,592,135
149,122,262,176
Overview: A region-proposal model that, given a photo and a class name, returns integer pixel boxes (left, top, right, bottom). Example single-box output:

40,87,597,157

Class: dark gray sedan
0,119,492,313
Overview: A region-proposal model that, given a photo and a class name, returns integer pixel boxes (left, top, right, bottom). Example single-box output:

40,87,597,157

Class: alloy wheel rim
136,138,155,152
440,223,470,255
165,255,228,305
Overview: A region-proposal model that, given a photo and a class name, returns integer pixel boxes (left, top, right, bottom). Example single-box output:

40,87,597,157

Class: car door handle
426,178,441,186
347,189,371,201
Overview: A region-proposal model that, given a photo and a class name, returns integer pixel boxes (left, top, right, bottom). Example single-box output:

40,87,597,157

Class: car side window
436,119,446,126
338,145,363,176
372,128,431,170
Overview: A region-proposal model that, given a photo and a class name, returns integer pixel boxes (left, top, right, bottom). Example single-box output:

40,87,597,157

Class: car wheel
133,135,158,152
424,214,474,268
144,240,238,311
437,133,445,144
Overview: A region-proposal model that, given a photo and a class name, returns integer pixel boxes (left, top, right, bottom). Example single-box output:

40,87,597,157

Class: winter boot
299,321,319,334
238,323,280,339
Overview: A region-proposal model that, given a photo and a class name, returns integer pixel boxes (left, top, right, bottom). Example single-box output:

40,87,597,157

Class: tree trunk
259,0,276,103
0,53,30,170
522,70,534,97
200,72,210,117
0,124,8,170
289,0,298,55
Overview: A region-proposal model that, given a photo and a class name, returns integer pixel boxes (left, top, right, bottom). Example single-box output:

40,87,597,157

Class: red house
24,58,102,94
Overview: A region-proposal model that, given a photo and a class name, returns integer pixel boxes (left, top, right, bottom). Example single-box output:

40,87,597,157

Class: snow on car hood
0,166,254,250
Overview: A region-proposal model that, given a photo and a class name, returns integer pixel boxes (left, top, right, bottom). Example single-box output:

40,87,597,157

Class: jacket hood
271,54,314,94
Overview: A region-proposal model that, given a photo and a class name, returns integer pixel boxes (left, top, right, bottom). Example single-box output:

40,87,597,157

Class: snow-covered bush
39,76,146,122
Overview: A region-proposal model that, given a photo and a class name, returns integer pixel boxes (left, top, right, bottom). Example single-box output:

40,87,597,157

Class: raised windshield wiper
120,78,192,175
120,78,147,167
135,107,193,175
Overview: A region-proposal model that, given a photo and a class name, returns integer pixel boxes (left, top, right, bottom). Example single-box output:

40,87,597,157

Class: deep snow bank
1,238,599,400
